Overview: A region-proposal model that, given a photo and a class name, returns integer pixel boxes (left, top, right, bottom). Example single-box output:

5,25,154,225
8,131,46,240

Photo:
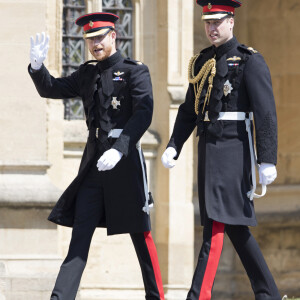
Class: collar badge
113,71,125,81
247,47,258,53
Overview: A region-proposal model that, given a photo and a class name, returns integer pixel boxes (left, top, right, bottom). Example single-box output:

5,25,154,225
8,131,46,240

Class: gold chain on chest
188,54,216,115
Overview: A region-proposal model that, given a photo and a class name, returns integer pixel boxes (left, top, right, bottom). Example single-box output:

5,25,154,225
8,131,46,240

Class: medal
111,97,121,109
223,80,233,97
113,71,125,81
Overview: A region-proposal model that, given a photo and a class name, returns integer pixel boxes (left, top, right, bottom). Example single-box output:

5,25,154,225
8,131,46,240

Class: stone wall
0,0,64,299
1,0,299,299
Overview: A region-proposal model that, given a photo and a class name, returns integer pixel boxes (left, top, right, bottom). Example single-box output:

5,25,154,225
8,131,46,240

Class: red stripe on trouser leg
199,221,225,300
144,231,165,300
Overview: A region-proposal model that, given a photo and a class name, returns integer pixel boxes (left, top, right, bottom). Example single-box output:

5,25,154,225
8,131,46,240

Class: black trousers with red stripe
187,211,281,300
50,166,164,300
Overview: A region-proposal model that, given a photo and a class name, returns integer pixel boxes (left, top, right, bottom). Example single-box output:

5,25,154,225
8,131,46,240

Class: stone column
0,0,63,299
150,1,195,299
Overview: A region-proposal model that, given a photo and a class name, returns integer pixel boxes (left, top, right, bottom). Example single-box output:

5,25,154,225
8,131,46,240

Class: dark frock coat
28,51,153,235
168,37,278,227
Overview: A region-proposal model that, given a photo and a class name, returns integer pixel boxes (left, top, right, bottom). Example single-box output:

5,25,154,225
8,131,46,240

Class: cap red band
83,21,115,32
203,5,235,13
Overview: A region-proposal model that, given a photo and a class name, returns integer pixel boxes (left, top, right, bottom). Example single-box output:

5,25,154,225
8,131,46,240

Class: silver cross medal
111,97,121,109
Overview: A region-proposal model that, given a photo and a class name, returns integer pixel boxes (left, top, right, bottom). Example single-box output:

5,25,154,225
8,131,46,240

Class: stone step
0,256,62,276
0,274,57,300
79,288,145,300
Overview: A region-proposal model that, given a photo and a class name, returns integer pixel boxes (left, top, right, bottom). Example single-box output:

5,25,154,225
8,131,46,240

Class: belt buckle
204,112,210,122
96,128,99,139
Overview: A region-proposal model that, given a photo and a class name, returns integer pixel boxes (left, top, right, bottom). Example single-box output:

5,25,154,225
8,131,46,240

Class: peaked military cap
75,12,119,39
196,0,242,20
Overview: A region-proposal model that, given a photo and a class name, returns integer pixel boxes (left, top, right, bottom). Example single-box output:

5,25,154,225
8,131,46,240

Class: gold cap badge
208,3,212,9
89,20,94,28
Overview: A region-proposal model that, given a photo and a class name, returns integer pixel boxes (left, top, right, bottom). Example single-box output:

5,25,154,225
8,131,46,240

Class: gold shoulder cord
188,55,216,115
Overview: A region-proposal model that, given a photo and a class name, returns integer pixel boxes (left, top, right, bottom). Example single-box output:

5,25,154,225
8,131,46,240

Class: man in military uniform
29,12,164,300
161,1,281,299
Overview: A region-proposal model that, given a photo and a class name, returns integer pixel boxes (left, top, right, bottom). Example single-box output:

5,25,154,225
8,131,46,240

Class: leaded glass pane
103,0,133,58
62,0,86,120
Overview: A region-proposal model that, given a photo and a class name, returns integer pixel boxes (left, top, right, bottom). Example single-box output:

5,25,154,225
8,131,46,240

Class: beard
90,43,114,61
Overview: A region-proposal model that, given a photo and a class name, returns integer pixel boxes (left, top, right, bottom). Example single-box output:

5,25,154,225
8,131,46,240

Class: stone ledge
0,173,61,207
0,274,56,299
0,161,51,174
164,284,190,300
0,255,61,260
79,288,145,300
255,184,300,225
64,120,160,147
167,85,186,104
0,159,61,206
141,129,160,149
64,119,87,145
63,120,160,158
256,210,300,226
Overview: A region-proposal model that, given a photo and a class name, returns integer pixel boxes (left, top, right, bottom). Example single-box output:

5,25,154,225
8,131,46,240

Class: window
103,0,133,58
62,0,86,120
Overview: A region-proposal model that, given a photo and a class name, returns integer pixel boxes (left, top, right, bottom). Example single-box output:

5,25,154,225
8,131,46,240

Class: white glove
259,163,277,185
97,149,123,171
161,147,177,169
30,32,50,70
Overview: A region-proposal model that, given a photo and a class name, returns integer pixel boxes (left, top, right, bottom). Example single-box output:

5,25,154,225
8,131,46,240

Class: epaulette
83,60,98,66
238,44,259,55
124,58,144,65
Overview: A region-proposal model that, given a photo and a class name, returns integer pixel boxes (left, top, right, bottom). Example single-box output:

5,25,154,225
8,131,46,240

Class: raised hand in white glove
259,163,277,185
97,149,123,171
161,147,177,169
30,32,50,70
